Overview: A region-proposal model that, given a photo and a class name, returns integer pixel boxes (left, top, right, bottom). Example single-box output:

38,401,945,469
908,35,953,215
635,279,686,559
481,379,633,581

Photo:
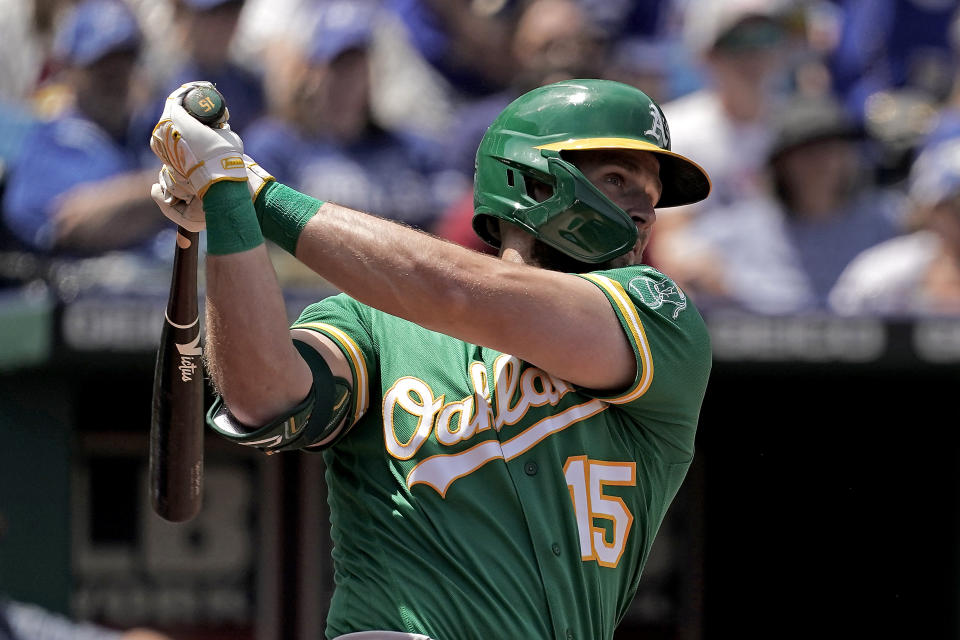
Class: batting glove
151,165,207,232
150,81,246,197
151,155,274,232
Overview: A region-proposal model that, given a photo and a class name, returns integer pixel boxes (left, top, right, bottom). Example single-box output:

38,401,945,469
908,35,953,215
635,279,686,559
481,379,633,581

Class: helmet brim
535,137,711,208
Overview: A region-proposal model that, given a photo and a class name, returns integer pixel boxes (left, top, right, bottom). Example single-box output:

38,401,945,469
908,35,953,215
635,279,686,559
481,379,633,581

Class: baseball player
150,78,712,640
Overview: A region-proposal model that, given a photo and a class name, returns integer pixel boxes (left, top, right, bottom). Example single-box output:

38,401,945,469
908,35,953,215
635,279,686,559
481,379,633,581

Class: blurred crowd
1,0,960,316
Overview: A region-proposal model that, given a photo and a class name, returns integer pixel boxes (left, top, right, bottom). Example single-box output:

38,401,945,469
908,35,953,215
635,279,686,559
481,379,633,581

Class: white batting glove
151,165,207,232
244,154,275,201
150,82,246,197
150,155,274,232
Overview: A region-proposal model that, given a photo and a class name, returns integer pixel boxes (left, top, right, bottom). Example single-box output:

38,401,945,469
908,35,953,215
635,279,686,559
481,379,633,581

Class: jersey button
524,461,538,475
551,543,561,556
566,629,575,640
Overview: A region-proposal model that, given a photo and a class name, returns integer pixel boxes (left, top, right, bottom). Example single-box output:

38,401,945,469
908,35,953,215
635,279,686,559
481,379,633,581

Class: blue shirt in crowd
2,110,155,252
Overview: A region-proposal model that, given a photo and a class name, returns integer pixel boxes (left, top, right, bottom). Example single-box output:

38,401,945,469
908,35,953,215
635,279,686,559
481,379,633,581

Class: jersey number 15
564,456,637,568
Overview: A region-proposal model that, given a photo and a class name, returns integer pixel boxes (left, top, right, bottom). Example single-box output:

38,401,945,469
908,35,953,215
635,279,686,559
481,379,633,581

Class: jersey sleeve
291,293,378,432
574,265,712,460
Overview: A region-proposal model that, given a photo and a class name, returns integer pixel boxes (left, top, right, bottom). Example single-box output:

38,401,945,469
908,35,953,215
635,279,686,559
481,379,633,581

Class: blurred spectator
244,0,458,232
1,596,173,640
661,0,791,211
648,0,794,289
431,0,608,251
445,0,609,178
0,0,44,102
658,94,906,314
1,0,169,257
830,130,960,316
383,0,518,98
827,1,960,187
829,0,959,124
579,0,704,101
605,37,700,106
370,0,520,143
576,0,679,40
149,0,264,134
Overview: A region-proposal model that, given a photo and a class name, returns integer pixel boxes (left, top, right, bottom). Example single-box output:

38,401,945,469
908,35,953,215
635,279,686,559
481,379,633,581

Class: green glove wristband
203,181,264,255
254,182,324,255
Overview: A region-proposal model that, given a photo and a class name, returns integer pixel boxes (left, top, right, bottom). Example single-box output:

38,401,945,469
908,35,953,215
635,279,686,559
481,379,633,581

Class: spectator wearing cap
244,0,454,237
648,0,795,290
661,0,792,211
830,134,960,316
1,0,169,256
151,0,264,134
658,94,906,314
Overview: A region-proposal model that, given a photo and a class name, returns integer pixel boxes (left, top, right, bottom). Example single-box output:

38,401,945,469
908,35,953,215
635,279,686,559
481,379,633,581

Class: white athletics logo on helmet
629,273,686,319
644,104,669,149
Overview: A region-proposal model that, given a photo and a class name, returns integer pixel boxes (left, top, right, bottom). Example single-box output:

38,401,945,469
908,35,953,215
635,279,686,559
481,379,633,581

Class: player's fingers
160,165,194,200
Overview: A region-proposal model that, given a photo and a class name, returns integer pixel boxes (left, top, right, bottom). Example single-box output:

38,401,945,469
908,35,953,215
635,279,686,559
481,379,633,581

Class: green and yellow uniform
290,264,711,640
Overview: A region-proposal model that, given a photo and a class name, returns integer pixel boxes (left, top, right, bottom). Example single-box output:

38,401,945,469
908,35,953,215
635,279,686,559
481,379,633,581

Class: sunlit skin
499,148,663,271
207,152,663,424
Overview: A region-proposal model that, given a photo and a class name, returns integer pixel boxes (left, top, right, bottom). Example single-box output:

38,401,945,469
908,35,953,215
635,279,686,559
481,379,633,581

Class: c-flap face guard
516,150,638,264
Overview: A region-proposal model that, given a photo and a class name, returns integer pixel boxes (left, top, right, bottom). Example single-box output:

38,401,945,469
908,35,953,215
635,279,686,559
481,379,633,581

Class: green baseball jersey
291,264,712,640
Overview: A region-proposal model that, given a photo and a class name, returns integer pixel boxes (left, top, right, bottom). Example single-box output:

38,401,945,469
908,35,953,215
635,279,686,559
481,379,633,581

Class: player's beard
530,236,644,273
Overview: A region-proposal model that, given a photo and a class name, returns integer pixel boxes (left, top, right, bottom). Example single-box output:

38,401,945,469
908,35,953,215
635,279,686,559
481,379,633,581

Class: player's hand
150,155,273,232
151,165,206,232
150,82,246,197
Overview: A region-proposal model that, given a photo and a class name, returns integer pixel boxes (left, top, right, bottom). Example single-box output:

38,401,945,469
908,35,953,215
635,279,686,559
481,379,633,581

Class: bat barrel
150,230,204,522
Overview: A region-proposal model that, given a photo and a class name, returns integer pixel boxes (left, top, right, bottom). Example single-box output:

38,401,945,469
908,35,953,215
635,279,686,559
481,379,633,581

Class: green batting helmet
472,79,711,263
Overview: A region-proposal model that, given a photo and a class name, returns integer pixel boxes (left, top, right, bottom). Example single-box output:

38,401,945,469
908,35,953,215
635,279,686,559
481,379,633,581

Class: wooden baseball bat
149,84,226,522
150,228,204,522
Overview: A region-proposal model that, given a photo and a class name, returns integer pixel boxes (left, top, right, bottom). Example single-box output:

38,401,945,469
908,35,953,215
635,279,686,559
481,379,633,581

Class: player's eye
604,173,625,188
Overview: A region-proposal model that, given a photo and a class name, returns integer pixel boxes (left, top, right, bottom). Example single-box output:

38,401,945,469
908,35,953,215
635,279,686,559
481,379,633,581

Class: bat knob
183,85,227,126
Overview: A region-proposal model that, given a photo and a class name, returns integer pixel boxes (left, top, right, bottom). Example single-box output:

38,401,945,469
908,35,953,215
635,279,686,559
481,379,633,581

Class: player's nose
630,208,656,228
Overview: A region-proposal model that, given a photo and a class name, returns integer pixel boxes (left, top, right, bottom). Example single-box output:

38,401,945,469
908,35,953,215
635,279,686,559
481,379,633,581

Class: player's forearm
205,246,312,426
296,202,516,337
291,200,634,389
251,182,633,389
203,184,312,426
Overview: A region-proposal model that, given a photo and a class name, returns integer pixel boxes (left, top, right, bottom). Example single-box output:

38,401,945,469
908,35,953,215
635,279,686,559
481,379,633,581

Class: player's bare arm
299,204,634,384
150,79,708,429
287,150,664,396
204,247,313,426
202,202,635,427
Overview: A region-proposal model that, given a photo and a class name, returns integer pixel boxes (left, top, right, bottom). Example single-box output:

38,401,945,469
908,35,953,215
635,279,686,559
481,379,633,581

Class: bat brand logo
176,335,203,382
176,334,202,356
179,356,199,382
